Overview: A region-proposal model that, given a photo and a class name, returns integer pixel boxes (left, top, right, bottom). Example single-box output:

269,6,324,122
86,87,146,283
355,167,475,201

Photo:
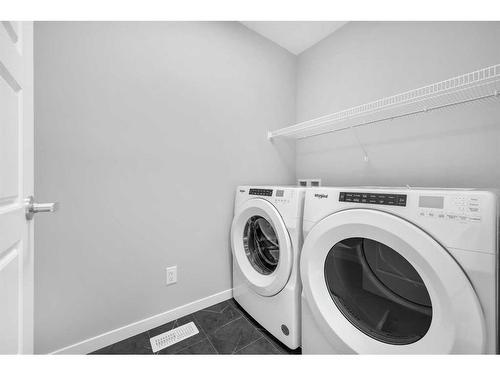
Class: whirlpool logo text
314,193,329,199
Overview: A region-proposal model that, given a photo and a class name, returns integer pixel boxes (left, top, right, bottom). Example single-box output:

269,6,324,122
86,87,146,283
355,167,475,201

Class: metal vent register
149,322,199,353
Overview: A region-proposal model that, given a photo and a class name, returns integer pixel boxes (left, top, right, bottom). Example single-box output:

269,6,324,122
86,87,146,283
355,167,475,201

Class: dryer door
301,209,486,354
231,199,293,296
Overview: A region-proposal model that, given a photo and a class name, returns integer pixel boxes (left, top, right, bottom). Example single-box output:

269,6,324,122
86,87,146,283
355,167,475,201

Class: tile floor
91,298,301,355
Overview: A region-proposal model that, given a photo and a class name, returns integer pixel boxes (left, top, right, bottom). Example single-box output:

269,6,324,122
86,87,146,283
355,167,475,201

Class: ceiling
241,21,347,55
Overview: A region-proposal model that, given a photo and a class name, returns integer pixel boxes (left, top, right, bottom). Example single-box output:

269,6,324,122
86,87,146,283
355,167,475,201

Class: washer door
231,199,293,296
301,209,486,354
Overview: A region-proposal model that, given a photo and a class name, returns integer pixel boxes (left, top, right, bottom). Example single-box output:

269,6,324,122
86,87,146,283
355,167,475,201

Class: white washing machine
231,186,305,349
300,187,498,354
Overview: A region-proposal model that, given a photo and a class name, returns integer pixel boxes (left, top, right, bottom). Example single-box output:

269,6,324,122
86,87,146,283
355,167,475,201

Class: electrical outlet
166,266,177,285
297,178,321,187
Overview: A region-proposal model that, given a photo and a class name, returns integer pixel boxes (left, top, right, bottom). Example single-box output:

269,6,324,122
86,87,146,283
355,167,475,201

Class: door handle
25,196,59,220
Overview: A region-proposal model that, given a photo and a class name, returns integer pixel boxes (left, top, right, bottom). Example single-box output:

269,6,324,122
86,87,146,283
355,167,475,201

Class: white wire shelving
267,64,500,141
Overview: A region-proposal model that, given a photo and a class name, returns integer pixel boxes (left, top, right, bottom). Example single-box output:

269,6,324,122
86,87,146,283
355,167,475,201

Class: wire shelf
268,64,500,140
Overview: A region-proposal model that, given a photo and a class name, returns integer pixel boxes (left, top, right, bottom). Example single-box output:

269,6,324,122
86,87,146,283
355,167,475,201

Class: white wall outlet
166,266,177,285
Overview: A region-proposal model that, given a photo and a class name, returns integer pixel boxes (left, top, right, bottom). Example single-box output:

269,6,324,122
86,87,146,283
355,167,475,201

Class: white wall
296,21,500,188
34,21,296,353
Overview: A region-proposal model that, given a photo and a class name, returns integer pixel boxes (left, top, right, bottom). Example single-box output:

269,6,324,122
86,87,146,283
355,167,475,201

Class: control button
468,216,481,222
249,189,274,196
437,213,445,219
338,192,407,207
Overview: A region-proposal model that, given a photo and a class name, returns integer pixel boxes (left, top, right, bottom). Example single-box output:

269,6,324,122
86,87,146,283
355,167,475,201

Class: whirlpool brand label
314,193,329,199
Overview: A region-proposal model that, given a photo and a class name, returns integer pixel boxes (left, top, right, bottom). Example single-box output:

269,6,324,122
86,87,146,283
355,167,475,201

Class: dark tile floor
91,298,301,355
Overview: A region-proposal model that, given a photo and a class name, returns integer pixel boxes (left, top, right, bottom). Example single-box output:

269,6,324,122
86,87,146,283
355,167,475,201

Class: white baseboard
50,289,233,354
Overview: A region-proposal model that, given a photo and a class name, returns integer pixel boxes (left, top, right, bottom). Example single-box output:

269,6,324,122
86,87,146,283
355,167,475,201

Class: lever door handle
25,196,59,220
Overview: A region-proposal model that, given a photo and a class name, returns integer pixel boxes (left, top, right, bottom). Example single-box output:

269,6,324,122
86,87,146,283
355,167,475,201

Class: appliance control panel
246,188,292,204
249,188,273,197
418,194,482,222
339,192,407,206
274,189,292,204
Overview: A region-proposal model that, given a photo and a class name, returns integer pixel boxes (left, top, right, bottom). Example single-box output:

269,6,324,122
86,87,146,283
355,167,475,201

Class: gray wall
34,22,296,353
296,21,500,188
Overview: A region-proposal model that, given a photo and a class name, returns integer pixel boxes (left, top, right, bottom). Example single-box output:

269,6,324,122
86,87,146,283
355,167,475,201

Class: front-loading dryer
300,187,498,354
231,186,305,349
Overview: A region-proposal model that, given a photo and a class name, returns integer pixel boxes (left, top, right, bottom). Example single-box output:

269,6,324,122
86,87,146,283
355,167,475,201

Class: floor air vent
149,321,199,353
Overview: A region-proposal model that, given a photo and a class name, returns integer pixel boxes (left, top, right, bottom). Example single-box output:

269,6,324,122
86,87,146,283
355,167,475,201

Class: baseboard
50,288,233,354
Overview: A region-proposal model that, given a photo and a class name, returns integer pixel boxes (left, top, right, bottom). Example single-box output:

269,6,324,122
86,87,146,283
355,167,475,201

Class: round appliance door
231,198,293,296
301,209,485,354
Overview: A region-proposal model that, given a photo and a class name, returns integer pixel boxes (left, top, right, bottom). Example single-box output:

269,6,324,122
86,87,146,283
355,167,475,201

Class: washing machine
300,187,498,354
231,186,305,349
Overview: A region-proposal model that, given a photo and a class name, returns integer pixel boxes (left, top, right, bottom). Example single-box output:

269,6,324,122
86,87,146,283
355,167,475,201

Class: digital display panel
249,188,273,197
276,190,284,197
418,196,444,209
339,192,407,207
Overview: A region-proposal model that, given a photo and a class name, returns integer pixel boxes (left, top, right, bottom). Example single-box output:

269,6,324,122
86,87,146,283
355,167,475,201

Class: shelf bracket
350,126,369,162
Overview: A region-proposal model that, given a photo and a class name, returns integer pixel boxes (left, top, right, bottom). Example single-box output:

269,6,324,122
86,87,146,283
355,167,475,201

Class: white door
300,209,485,354
231,198,293,296
0,21,34,354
